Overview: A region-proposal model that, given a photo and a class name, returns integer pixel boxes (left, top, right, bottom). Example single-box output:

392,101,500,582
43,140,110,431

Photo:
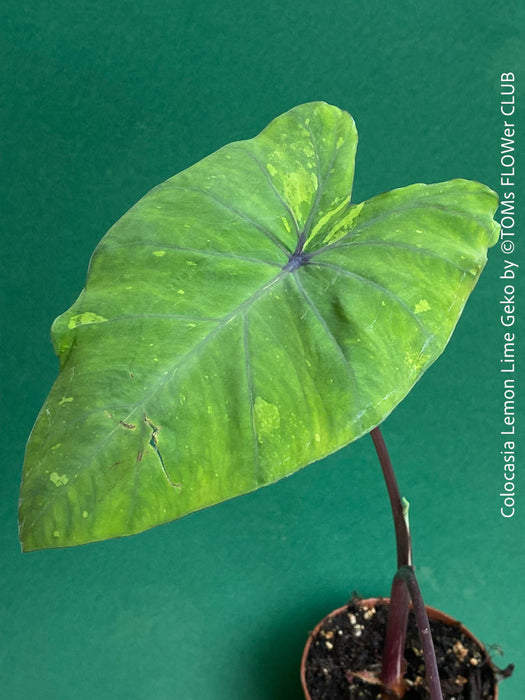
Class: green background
1,1,523,698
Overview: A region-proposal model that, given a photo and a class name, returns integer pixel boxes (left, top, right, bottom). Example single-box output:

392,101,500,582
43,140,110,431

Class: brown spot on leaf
120,421,136,430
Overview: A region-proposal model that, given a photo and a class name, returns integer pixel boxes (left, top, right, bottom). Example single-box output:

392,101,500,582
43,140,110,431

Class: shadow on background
249,594,356,700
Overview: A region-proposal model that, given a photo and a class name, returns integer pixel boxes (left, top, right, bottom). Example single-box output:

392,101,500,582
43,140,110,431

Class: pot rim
300,597,498,700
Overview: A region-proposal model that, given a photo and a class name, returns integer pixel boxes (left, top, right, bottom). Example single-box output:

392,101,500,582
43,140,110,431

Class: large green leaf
19,102,499,551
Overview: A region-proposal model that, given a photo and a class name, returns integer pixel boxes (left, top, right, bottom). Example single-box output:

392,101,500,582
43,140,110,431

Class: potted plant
300,425,514,698
19,102,512,698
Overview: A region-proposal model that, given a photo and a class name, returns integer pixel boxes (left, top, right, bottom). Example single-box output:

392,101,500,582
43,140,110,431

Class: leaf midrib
309,202,490,256
23,268,289,534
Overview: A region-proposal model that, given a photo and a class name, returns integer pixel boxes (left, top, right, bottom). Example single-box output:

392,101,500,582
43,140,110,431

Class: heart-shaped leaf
19,102,499,551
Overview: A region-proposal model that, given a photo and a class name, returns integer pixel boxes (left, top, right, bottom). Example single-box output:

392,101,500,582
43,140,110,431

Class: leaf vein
97,240,283,268
168,183,291,255
240,150,302,240
313,240,474,273
242,314,260,486
24,271,287,533
291,271,362,405
311,203,489,256
299,115,342,243
309,261,431,339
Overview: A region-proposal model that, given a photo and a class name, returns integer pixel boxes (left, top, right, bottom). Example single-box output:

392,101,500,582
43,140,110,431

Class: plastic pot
301,597,500,699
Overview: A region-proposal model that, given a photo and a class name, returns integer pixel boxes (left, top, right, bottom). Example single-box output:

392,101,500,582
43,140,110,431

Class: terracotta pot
301,597,499,700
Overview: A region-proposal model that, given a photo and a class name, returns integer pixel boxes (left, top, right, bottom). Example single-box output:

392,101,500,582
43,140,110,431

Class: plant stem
381,572,411,696
370,427,443,700
395,566,443,700
370,427,412,568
